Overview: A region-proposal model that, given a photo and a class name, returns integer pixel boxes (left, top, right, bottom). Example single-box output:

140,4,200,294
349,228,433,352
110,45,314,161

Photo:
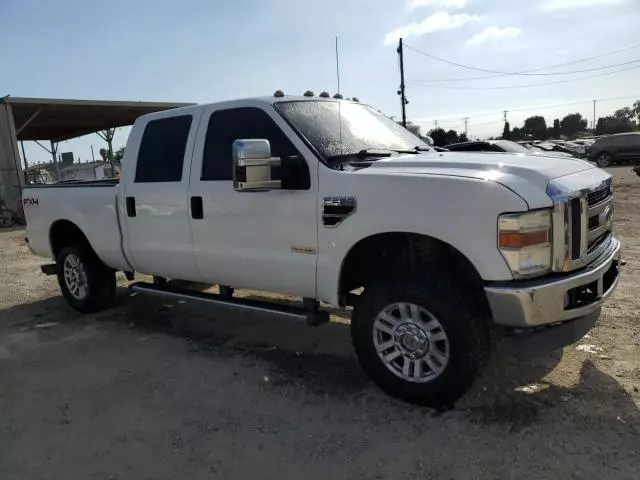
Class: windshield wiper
327,148,418,162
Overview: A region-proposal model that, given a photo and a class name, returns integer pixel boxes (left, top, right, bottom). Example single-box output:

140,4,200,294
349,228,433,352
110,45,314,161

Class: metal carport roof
1,96,195,141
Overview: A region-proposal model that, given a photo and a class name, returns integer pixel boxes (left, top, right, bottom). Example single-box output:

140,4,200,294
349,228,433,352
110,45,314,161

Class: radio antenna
335,36,341,94
336,36,343,160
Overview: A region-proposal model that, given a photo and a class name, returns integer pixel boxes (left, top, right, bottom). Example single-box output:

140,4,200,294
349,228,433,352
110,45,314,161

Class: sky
1,0,639,165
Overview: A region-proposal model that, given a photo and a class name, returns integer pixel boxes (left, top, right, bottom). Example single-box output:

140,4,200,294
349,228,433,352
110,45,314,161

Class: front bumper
485,237,621,327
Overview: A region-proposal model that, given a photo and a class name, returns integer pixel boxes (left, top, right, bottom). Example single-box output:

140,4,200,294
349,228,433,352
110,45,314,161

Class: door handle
126,197,136,217
191,196,203,219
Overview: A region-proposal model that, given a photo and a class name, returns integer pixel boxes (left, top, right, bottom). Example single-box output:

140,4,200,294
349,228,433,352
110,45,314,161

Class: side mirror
232,139,282,192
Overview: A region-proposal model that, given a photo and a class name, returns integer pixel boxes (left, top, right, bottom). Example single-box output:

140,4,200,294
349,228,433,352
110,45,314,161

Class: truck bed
22,181,130,272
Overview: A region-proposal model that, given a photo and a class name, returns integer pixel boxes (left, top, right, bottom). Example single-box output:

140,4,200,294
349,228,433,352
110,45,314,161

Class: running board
41,264,57,276
129,282,329,326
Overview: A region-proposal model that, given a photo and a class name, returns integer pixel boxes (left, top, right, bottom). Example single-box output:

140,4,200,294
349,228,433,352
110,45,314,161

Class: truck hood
359,151,596,208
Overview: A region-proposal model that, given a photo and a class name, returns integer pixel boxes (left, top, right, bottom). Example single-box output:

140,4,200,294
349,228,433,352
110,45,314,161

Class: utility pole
434,120,439,130
463,118,469,136
397,38,407,127
592,99,597,132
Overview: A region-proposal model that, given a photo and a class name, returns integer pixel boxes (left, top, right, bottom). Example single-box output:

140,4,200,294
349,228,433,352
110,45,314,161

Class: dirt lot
1,167,639,479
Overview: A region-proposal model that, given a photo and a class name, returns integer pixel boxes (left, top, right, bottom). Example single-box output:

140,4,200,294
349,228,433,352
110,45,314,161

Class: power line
403,41,640,78
406,64,640,90
411,59,640,83
412,94,639,123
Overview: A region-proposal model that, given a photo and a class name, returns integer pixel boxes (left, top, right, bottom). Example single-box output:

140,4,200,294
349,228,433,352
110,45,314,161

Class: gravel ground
1,167,639,479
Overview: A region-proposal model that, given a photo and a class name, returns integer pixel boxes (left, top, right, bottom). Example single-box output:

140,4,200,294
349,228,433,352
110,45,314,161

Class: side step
129,282,329,326
41,264,57,276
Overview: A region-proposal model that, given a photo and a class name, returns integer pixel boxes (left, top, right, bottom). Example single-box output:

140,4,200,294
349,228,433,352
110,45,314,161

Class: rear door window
135,115,193,183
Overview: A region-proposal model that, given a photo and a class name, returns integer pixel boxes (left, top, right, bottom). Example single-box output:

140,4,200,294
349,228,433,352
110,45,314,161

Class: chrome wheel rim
373,302,450,383
598,153,611,166
63,253,88,300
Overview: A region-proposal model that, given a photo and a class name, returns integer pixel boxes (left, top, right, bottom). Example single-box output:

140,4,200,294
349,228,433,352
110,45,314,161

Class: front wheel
596,152,613,168
56,246,116,313
351,277,491,408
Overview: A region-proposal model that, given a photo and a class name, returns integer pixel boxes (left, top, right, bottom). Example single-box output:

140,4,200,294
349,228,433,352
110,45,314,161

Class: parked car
22,95,621,407
446,140,574,158
587,132,640,167
549,141,587,158
530,141,577,158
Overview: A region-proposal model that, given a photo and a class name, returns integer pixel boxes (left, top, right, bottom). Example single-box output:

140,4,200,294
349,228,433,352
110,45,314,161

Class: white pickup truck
23,95,621,407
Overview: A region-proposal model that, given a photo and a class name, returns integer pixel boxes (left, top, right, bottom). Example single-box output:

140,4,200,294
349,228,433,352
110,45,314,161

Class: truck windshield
275,100,428,162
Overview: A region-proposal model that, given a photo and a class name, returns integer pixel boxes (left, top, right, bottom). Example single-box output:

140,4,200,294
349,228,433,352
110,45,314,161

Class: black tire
56,246,116,313
351,276,491,408
0,208,16,228
596,152,614,168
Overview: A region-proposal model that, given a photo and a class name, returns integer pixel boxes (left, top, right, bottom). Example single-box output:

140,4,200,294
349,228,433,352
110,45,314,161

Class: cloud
384,11,481,44
466,26,521,45
541,0,630,11
409,0,468,9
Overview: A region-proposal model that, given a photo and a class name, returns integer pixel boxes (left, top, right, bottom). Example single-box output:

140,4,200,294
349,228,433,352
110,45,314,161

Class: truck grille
568,184,613,268
550,179,614,272
587,186,611,206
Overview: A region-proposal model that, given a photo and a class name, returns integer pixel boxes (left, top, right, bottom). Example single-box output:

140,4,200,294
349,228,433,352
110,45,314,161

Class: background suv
587,132,640,167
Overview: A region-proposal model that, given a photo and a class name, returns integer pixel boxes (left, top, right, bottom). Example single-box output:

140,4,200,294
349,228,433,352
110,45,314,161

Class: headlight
498,210,552,279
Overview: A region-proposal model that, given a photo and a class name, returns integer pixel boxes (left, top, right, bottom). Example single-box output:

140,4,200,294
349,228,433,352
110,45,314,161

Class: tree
114,147,125,165
596,115,637,135
99,148,108,162
614,107,635,122
427,128,447,147
523,116,548,140
445,129,459,145
559,113,587,138
633,99,640,123
458,132,468,142
550,118,561,138
502,122,511,140
511,127,522,140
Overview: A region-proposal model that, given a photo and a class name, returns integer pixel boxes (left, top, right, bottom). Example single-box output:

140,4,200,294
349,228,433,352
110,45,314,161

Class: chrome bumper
485,238,621,327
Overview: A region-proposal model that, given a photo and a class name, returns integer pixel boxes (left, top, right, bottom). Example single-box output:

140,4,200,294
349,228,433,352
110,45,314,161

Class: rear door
613,136,633,160
122,111,202,280
627,134,640,160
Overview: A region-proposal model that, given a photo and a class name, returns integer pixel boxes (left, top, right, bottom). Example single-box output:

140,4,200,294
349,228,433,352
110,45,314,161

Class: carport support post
50,140,60,181
20,141,28,169
0,101,25,217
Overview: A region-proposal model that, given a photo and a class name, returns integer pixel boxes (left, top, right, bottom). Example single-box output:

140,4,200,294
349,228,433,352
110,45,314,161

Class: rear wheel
351,276,491,408
596,152,613,168
0,208,16,227
56,246,115,313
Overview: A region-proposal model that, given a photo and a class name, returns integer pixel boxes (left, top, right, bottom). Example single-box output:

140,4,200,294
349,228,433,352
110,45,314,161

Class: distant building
24,165,54,185
406,123,421,137
397,120,421,137
59,161,119,182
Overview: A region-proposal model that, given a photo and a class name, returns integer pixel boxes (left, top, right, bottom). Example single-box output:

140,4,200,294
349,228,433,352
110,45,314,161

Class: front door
188,104,318,297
